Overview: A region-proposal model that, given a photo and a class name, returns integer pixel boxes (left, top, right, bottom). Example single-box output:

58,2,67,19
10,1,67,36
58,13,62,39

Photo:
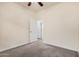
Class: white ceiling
17,2,60,12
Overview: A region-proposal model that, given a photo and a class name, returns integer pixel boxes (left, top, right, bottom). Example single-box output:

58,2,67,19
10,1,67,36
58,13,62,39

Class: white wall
37,3,79,52
0,3,35,52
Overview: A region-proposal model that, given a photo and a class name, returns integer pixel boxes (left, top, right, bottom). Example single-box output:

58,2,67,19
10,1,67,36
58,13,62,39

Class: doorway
29,20,43,42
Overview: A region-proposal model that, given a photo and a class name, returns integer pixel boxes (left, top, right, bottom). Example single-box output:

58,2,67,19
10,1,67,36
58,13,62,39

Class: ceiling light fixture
28,2,43,7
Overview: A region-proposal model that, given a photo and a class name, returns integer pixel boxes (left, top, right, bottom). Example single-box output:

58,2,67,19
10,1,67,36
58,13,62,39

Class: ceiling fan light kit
28,2,43,7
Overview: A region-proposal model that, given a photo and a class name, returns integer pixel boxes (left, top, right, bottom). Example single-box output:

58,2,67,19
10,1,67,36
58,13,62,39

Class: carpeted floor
0,40,78,57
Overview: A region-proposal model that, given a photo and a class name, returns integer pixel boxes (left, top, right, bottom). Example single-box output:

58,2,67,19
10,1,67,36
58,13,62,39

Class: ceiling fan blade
38,2,43,7
28,2,31,6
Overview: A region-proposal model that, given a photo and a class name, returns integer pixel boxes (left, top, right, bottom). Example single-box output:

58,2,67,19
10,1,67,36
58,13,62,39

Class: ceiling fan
28,2,43,7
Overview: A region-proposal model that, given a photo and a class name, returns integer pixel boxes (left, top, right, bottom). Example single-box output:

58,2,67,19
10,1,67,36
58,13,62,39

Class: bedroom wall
37,3,79,52
0,2,35,52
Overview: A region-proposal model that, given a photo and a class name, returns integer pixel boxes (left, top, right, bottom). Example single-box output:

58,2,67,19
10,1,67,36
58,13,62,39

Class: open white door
29,19,38,42
29,20,43,42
